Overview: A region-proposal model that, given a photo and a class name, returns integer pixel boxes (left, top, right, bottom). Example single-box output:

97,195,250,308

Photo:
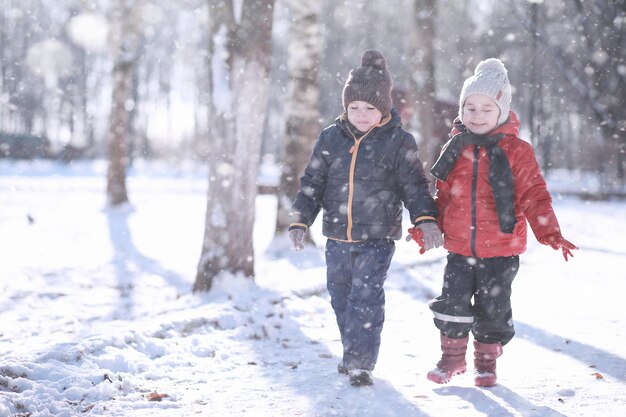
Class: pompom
475,58,507,75
361,49,387,70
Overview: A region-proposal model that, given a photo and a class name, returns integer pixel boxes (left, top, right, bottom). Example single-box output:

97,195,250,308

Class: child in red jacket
422,58,577,387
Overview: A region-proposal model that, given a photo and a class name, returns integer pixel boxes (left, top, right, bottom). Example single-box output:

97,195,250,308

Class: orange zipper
344,115,391,241
346,136,362,241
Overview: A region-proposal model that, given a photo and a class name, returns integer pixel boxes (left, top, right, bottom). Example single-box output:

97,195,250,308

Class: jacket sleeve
289,131,328,229
513,141,562,241
396,132,438,224
433,178,450,231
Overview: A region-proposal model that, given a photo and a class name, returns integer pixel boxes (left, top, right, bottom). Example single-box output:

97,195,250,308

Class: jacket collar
337,108,400,137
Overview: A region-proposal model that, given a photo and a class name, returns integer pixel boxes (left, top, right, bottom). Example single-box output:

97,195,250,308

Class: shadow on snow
434,385,568,417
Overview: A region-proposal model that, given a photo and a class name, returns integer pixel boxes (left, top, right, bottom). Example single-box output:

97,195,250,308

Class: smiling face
347,101,383,133
461,94,500,135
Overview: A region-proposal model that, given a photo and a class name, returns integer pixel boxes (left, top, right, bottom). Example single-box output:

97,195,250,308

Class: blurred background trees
1,0,623,184
1,0,624,285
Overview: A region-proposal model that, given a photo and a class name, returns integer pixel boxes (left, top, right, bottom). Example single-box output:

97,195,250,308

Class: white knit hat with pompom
459,58,511,126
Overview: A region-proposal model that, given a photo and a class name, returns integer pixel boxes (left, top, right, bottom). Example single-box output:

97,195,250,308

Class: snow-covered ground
0,160,625,417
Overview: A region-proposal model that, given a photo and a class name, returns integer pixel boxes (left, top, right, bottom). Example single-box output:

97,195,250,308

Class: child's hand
418,222,444,250
540,233,578,261
406,227,426,254
406,223,443,254
289,229,305,251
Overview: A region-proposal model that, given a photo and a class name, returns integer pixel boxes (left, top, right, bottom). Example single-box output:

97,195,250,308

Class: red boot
427,335,468,384
473,340,503,387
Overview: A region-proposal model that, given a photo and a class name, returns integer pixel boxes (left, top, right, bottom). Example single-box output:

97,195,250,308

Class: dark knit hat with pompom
342,50,393,117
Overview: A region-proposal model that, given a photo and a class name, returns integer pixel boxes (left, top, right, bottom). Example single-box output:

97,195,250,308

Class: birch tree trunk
410,0,438,176
275,0,322,235
194,0,275,292
106,0,144,205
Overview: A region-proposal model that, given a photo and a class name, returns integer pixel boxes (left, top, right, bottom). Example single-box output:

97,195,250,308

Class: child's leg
472,255,519,345
471,255,519,387
325,239,353,352
330,239,395,372
427,253,475,383
429,253,476,338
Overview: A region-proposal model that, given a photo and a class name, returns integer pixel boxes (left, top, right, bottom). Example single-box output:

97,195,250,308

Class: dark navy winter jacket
290,110,438,241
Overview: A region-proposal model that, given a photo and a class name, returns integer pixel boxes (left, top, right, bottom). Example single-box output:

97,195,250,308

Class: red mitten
540,233,578,262
406,227,426,254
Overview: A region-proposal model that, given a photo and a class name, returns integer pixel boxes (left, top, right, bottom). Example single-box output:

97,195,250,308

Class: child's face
462,94,500,135
347,101,382,133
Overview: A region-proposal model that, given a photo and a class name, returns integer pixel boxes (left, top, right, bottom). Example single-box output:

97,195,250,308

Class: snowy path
0,164,625,416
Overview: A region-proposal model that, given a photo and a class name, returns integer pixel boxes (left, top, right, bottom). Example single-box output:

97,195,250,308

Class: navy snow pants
429,252,519,345
325,238,395,371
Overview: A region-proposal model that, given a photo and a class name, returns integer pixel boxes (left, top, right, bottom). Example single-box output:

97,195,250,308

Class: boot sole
474,372,497,387
426,368,466,384
474,378,497,387
348,370,374,387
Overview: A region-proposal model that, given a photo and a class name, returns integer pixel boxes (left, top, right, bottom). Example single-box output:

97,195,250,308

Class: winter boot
337,362,348,375
427,335,468,384
473,340,503,387
348,369,373,387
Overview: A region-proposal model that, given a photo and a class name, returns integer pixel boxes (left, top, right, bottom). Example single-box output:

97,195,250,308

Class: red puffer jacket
434,112,562,258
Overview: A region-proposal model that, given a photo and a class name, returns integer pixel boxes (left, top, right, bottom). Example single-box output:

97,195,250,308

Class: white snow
0,160,625,417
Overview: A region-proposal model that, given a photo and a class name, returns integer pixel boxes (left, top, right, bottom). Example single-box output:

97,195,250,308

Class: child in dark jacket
288,50,443,387
424,58,577,387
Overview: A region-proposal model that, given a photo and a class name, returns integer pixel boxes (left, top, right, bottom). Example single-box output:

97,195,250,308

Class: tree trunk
194,0,275,293
107,61,133,205
525,0,625,185
275,0,322,235
0,0,5,129
410,0,438,177
106,0,144,206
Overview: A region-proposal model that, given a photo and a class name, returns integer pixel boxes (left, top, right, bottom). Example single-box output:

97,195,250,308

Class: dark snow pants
429,252,519,345
325,238,395,371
